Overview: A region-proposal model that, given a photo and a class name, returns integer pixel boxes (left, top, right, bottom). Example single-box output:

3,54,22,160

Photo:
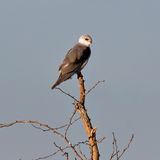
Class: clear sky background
0,0,160,159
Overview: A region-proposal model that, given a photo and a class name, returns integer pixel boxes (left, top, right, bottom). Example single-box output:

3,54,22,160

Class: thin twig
78,145,88,160
110,139,116,160
65,109,77,137
118,134,134,159
97,136,106,143
56,87,79,103
73,140,89,147
54,142,69,160
112,132,119,159
34,148,66,160
110,133,134,160
86,80,105,95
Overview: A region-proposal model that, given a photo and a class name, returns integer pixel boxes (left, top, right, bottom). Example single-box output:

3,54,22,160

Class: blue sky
0,0,160,159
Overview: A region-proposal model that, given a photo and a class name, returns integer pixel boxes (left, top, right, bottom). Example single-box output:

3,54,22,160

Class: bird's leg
77,72,83,79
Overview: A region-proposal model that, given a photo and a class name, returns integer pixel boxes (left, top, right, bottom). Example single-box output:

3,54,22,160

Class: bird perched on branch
51,34,92,89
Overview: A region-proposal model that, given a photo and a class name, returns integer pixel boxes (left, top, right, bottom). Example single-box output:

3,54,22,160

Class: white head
78,34,92,47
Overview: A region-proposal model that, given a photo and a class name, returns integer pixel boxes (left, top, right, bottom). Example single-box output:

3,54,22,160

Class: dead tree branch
86,80,105,95
0,120,83,160
76,72,100,160
110,132,134,160
53,142,69,160
56,87,79,103
65,109,77,137
0,74,134,160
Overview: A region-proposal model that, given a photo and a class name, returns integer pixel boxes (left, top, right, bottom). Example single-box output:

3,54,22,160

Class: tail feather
51,82,59,90
51,73,73,89
51,78,62,89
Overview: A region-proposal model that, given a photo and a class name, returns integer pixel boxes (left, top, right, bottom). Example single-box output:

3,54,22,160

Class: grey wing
59,45,90,76
58,48,75,71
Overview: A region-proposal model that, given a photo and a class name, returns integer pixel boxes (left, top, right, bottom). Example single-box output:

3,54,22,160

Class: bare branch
65,109,77,137
34,149,63,160
118,134,134,159
76,72,100,160
34,139,91,160
56,87,79,103
78,145,88,160
112,132,119,159
31,115,80,134
74,140,89,147
110,138,117,160
110,132,134,160
54,142,69,160
86,80,105,95
0,76,134,160
97,136,106,144
0,120,83,160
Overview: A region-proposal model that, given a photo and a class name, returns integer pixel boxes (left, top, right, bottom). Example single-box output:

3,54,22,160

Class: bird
51,34,92,89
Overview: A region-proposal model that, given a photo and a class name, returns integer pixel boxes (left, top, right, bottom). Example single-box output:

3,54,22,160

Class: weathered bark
76,72,100,160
